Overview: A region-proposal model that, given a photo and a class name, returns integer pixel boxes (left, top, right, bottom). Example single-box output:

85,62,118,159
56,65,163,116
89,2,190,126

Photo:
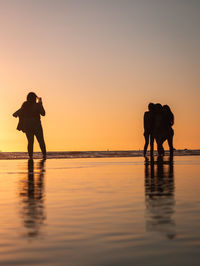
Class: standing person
13,92,46,159
154,103,165,156
143,103,155,157
162,105,174,156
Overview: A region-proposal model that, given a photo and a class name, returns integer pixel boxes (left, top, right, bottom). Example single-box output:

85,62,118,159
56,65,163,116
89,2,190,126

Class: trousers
25,125,46,158
144,132,154,157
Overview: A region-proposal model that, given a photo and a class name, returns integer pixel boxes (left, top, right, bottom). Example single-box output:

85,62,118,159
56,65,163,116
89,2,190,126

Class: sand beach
0,156,200,265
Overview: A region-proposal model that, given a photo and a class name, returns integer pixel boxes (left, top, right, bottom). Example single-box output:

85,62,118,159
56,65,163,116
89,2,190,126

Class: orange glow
0,1,199,151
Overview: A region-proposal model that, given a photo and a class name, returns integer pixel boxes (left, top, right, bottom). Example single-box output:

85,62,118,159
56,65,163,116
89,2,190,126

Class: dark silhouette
162,105,174,156
13,92,46,159
154,103,165,156
143,103,174,157
143,103,156,157
18,159,46,238
144,156,176,239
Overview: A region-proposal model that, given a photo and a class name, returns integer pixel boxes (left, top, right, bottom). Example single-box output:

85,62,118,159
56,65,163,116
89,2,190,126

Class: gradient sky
0,0,200,151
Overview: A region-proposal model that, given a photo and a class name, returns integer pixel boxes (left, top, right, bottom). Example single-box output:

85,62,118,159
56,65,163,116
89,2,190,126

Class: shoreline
0,150,200,160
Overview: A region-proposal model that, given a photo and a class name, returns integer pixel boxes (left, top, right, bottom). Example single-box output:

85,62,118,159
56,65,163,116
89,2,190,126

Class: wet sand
0,156,200,266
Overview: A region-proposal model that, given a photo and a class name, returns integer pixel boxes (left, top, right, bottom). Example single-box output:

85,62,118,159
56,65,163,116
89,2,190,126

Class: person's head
163,104,171,114
148,102,155,112
27,92,37,102
155,103,163,113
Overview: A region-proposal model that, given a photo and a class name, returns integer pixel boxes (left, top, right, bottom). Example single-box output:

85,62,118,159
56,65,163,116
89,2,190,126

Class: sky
0,0,200,152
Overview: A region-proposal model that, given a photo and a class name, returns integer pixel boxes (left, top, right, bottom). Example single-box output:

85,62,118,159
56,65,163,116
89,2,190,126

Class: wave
0,150,200,160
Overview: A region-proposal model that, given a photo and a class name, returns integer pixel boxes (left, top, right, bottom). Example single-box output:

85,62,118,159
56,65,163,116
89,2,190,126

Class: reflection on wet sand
145,156,176,239
18,159,46,238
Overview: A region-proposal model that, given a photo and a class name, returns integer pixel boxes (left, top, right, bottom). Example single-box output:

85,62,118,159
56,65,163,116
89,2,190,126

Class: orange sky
0,0,200,152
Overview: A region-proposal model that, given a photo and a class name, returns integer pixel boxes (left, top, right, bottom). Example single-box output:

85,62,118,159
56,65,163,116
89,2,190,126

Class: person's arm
170,113,174,126
13,108,21,118
38,98,45,116
144,112,148,130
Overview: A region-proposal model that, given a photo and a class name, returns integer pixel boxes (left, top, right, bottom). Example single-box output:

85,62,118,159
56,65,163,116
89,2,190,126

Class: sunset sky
0,0,199,152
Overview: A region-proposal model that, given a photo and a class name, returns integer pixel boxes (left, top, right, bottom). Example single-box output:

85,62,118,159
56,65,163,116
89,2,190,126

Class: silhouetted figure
143,103,155,157
162,105,174,156
153,103,165,156
18,159,46,238
144,156,176,239
13,92,46,159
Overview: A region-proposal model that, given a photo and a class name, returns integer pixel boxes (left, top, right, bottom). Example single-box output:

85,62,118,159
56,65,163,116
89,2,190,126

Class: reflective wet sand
0,156,200,265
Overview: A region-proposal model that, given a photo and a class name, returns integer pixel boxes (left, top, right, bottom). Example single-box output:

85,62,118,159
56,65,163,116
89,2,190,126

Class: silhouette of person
144,156,176,239
18,159,46,238
162,105,174,156
13,92,46,159
143,103,156,157
153,103,165,156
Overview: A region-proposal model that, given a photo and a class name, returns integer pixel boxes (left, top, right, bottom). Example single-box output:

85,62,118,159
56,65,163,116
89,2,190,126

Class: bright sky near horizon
0,0,200,152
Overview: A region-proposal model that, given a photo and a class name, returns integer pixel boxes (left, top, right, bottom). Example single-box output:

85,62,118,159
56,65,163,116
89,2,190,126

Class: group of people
143,103,174,157
13,93,174,160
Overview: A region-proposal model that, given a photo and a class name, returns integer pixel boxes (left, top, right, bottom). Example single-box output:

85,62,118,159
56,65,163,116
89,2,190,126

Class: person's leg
156,136,165,156
167,135,174,156
150,134,154,157
157,142,163,156
25,132,34,158
35,126,46,158
160,143,165,156
143,133,149,157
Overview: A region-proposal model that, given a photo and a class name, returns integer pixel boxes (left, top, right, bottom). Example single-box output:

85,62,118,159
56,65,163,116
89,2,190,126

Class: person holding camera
13,92,46,159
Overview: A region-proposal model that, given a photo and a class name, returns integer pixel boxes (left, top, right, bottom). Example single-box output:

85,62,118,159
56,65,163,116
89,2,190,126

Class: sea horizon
1,149,200,160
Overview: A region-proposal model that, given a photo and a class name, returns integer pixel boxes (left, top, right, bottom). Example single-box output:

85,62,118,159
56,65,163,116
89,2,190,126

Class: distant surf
0,150,200,160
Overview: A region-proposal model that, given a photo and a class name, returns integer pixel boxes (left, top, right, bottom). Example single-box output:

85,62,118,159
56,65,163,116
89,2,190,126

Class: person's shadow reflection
145,156,176,239
19,159,46,238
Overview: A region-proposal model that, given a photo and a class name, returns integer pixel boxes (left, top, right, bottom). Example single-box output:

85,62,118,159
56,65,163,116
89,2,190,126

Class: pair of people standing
143,103,174,157
13,92,46,159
